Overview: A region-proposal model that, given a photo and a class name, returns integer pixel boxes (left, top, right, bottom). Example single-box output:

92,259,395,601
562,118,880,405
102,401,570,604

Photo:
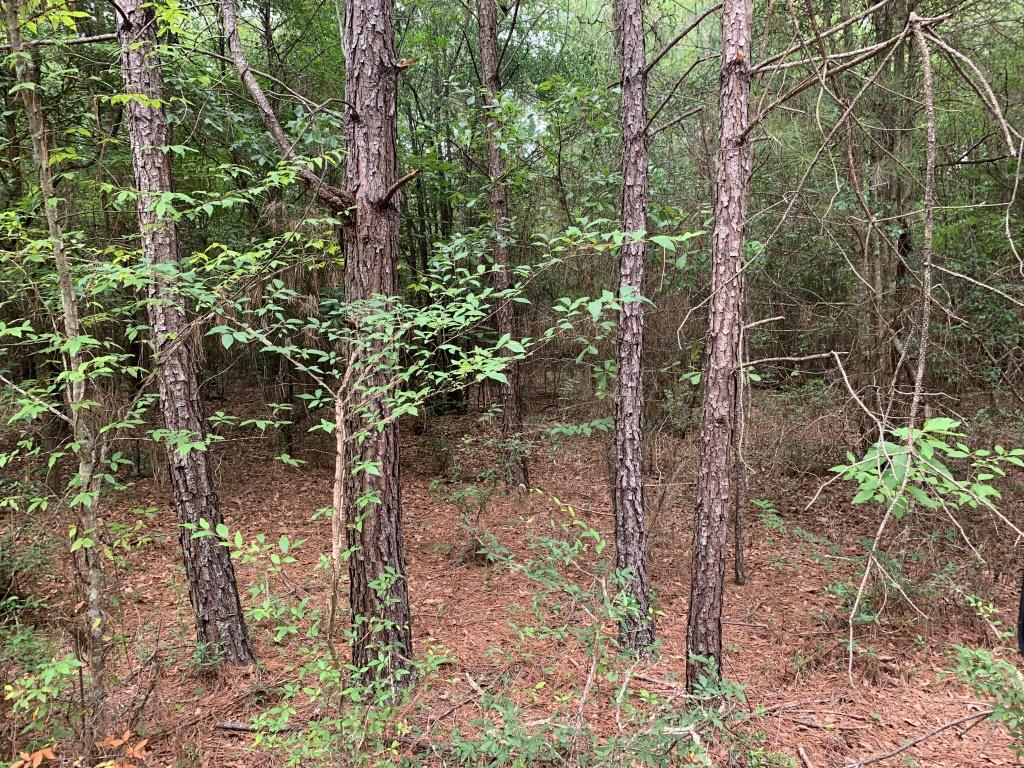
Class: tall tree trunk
686,0,751,693
116,0,255,664
342,0,414,683
611,0,654,650
4,0,108,736
476,0,529,490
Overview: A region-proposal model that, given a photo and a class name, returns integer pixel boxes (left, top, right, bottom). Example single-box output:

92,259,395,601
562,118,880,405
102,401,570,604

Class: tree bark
686,0,751,692
342,0,414,683
4,0,108,736
611,0,654,651
116,0,255,664
476,0,529,490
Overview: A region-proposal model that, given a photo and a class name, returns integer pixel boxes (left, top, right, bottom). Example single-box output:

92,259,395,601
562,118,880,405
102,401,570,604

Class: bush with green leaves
953,646,1024,754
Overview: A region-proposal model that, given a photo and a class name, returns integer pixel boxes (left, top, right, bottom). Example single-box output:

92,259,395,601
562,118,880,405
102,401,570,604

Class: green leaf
922,417,961,434
650,234,676,252
852,487,876,504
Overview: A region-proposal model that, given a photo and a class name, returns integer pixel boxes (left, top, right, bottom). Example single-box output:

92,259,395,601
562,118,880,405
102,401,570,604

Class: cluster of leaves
831,417,1024,520
954,647,1024,754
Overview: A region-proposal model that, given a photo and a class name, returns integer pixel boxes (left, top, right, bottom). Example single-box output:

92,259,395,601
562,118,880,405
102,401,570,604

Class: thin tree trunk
732,330,747,585
4,0,107,735
116,0,255,664
686,0,751,692
611,0,654,651
342,0,414,683
476,0,529,490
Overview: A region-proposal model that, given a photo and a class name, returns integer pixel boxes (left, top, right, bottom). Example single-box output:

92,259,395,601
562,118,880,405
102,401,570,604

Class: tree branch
217,0,352,213
643,2,721,77
377,169,420,207
0,32,117,50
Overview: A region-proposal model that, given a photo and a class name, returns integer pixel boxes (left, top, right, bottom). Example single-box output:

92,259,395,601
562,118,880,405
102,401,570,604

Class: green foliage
953,647,1024,753
831,418,1024,520
1,605,84,750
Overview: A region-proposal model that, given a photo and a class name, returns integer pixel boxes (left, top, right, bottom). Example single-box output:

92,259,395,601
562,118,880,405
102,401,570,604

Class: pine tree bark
476,0,529,490
611,0,654,650
342,0,414,682
116,0,255,664
686,0,751,692
4,0,108,735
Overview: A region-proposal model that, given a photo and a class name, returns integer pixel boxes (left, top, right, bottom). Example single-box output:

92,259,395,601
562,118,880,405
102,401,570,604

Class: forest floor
27,392,1024,767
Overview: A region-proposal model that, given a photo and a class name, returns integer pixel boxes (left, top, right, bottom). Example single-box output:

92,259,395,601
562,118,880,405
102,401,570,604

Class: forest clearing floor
36,395,1024,767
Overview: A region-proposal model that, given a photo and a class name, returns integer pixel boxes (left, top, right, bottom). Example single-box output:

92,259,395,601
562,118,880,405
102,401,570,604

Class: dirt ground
27,397,1024,767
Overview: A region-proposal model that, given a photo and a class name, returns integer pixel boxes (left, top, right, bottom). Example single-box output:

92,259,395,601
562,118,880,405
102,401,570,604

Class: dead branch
752,0,894,73
218,0,353,213
643,2,722,77
843,710,992,768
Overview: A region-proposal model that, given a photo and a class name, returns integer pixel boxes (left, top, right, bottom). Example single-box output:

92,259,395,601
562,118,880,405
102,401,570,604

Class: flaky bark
686,0,751,692
611,0,654,651
476,0,529,490
116,0,254,664
4,0,107,735
342,0,414,682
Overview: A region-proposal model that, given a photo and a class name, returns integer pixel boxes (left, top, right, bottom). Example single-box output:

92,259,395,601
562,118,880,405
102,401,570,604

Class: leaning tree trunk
342,0,414,682
476,0,529,490
686,0,751,693
117,0,254,664
611,0,654,651
4,0,107,736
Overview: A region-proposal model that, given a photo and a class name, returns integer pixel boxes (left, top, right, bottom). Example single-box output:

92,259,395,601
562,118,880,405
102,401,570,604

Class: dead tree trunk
611,0,654,651
4,0,107,735
686,0,751,692
342,0,414,683
476,0,529,490
116,0,255,664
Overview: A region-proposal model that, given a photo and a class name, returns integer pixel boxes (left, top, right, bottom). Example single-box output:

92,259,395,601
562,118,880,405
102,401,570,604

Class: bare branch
218,0,352,213
752,0,894,73
0,32,116,50
377,169,420,207
643,2,721,77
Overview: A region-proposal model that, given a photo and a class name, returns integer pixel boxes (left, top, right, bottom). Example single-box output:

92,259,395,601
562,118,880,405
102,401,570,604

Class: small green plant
211,501,792,768
953,647,1024,753
190,642,226,674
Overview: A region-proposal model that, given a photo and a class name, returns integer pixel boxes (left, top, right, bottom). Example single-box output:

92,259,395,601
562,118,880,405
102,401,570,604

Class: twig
743,351,842,368
843,710,991,768
0,373,72,425
797,745,816,768
648,106,703,138
214,721,257,732
0,32,116,50
465,672,485,697
744,315,784,331
643,3,721,77
378,169,421,206
752,0,893,72
933,264,1024,308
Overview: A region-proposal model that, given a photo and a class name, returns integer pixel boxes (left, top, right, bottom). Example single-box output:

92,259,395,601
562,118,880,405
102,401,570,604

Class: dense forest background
2,0,1024,765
